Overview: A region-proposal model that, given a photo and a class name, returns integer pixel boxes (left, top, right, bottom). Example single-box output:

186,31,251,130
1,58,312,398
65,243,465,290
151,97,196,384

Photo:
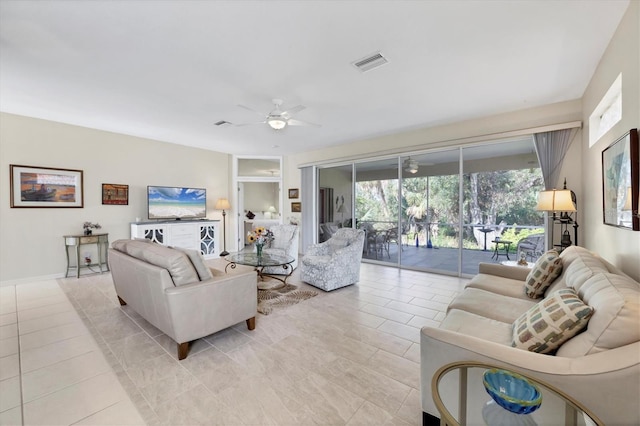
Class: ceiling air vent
352,52,388,72
214,120,231,126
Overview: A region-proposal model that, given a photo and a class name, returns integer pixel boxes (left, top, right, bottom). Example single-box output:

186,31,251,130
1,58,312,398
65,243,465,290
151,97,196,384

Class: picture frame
10,164,84,208
291,202,301,213
601,128,639,231
102,183,129,205
288,188,299,199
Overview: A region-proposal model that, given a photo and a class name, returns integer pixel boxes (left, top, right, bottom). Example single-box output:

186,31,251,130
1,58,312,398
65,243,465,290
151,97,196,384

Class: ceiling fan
234,98,320,130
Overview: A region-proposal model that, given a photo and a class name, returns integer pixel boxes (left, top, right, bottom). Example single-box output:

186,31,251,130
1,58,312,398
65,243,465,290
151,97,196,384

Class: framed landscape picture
602,129,639,231
288,188,299,199
10,164,84,208
102,183,129,205
291,202,301,212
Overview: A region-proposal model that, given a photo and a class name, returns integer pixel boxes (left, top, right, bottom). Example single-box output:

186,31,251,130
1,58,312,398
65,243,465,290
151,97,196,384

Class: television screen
147,186,207,220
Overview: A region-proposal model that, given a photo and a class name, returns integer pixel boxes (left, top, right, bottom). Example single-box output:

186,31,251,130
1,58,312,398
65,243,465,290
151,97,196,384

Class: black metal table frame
224,254,295,287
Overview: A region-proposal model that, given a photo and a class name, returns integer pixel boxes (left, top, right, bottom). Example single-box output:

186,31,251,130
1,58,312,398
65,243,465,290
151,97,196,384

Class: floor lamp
215,198,231,256
536,188,576,250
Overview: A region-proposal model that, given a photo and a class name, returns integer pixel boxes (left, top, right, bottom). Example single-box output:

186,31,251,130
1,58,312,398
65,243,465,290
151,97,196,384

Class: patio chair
516,233,545,261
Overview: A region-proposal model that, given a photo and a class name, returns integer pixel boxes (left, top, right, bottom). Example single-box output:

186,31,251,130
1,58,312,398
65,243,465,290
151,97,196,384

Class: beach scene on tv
148,186,206,219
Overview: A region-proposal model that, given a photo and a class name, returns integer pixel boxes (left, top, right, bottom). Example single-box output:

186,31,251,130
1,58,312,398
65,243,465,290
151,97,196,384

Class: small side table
491,240,512,260
64,233,109,278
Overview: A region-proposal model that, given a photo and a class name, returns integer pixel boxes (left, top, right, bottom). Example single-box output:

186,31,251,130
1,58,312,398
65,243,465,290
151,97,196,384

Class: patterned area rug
257,283,318,315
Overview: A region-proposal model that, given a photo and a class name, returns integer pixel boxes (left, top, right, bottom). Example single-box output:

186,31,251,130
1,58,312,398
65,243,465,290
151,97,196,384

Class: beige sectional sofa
420,246,640,425
109,239,257,360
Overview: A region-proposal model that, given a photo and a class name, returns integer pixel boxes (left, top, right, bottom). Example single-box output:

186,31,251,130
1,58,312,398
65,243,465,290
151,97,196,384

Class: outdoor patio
362,241,526,276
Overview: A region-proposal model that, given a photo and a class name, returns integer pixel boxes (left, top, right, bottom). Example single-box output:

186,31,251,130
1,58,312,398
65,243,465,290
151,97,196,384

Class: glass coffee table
432,361,603,426
224,252,295,289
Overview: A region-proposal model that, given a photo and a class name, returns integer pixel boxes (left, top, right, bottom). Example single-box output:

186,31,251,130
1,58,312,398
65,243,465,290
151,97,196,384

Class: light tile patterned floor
0,262,468,425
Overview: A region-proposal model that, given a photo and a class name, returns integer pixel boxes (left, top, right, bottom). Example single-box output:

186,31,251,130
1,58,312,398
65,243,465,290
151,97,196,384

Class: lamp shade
215,198,231,210
268,205,277,213
536,189,576,212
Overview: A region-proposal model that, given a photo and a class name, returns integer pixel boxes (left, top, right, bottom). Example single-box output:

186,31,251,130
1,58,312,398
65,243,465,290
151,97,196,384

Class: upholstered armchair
262,224,299,274
300,228,365,291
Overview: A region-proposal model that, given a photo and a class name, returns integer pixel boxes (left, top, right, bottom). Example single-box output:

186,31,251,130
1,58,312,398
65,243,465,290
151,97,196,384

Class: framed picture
288,188,299,199
602,128,639,231
102,183,129,205
291,202,301,212
10,164,84,208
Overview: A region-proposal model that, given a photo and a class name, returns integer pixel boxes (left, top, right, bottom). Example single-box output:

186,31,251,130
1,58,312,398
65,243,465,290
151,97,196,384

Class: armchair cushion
512,289,593,354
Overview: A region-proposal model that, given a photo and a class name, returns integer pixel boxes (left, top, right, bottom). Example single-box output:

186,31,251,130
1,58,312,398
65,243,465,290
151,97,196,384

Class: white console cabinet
130,220,220,259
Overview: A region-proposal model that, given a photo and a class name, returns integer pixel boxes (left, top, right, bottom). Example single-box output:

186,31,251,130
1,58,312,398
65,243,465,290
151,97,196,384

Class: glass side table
431,361,603,426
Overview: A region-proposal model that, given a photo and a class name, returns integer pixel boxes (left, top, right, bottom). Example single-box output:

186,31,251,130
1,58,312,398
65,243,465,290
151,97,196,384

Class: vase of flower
84,229,92,236
83,221,101,236
247,227,273,259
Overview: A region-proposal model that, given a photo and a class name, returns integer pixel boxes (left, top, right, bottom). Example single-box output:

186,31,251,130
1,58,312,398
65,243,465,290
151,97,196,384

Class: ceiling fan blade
237,104,266,118
288,118,321,127
233,121,266,127
281,104,306,119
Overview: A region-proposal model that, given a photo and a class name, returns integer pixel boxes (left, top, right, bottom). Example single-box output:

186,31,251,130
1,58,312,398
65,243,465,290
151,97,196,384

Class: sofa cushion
465,273,532,301
440,309,513,345
524,250,563,298
562,255,609,293
111,239,199,286
448,288,536,323
557,273,640,357
174,247,213,281
512,288,594,354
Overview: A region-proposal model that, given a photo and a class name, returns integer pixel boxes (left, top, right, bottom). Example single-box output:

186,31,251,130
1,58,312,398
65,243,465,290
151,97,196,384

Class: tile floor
0,261,468,425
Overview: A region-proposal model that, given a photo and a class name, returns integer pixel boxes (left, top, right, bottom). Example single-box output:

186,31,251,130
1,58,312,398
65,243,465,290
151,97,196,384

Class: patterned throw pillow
512,288,594,354
524,250,563,298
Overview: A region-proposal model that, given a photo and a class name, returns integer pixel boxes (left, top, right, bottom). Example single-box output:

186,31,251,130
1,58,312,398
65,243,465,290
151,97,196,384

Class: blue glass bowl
483,369,542,415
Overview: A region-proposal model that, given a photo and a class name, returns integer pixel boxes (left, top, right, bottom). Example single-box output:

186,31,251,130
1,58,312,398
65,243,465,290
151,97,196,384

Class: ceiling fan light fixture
267,116,287,130
404,158,419,174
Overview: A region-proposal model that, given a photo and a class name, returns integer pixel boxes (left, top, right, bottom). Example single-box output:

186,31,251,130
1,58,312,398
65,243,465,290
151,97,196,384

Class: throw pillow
174,247,213,281
524,250,563,298
512,288,594,354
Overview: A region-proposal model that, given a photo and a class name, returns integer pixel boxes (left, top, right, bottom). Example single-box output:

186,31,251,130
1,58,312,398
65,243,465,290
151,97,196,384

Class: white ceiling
0,1,629,156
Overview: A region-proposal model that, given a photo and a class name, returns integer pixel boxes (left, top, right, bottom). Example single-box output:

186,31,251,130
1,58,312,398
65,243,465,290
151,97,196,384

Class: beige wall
0,113,230,283
581,1,640,281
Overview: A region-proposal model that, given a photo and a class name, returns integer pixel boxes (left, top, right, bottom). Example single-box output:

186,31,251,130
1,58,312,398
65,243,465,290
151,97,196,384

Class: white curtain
533,128,578,189
300,166,316,254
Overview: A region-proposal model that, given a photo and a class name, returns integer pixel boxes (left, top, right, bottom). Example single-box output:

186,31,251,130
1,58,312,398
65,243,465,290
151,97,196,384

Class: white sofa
420,246,640,425
109,239,257,360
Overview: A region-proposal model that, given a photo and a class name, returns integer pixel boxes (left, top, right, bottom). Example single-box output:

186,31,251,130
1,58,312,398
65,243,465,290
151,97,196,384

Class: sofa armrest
478,262,530,281
420,326,640,425
163,270,257,343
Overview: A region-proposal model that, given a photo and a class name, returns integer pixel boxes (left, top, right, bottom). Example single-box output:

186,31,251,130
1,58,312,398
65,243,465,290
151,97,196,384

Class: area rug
257,283,318,315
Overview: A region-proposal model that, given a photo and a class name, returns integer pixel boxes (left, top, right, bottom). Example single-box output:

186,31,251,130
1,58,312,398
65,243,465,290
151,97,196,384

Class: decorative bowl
483,369,542,415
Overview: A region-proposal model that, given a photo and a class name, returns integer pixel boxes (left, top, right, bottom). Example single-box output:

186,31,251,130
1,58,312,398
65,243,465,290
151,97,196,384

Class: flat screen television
147,186,207,220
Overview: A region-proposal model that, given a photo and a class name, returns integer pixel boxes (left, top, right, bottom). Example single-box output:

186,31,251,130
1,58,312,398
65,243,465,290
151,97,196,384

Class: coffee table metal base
224,254,295,290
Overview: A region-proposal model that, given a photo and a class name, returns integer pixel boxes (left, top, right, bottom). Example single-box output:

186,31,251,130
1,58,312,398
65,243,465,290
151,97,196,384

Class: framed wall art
102,183,129,205
10,164,84,208
601,128,639,231
291,202,301,212
288,188,299,199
